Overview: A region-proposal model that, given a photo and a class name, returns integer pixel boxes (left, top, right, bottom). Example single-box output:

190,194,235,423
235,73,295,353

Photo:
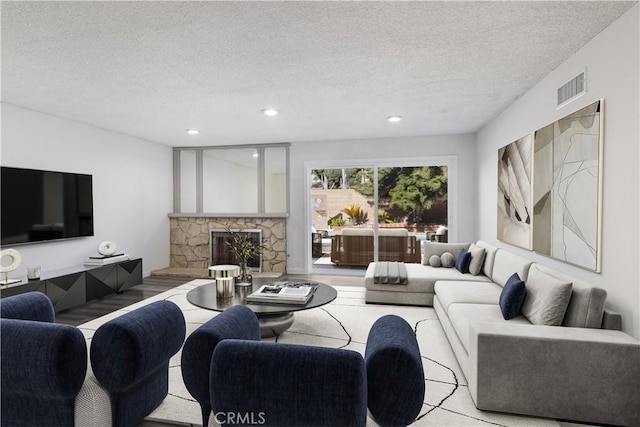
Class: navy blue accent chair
365,314,425,427
0,291,54,322
1,292,87,427
210,340,368,426
181,305,260,426
90,300,186,427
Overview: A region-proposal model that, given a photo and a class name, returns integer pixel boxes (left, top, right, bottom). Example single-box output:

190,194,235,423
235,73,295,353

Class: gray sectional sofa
364,240,640,426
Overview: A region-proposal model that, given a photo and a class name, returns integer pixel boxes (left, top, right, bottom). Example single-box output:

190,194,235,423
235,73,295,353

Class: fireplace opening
210,229,262,272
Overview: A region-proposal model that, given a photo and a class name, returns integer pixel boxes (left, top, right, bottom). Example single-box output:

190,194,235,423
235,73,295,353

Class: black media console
0,258,143,313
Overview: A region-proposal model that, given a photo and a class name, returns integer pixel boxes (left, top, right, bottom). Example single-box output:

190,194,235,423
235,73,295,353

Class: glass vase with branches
225,228,265,284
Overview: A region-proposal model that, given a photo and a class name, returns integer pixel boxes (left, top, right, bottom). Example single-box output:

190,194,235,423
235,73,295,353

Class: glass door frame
304,155,458,274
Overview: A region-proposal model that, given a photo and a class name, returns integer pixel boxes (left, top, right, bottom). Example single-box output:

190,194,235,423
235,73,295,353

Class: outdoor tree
352,166,447,224
311,169,358,189
388,167,448,224
313,166,448,226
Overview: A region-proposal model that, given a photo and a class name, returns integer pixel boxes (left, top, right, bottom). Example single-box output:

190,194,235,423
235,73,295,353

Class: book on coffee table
246,282,319,305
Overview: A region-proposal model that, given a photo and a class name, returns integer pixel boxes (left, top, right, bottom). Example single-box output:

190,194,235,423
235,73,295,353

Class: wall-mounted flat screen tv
1,166,94,245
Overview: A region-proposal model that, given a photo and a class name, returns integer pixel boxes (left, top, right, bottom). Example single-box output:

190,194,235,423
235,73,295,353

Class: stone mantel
168,213,288,218
169,216,287,273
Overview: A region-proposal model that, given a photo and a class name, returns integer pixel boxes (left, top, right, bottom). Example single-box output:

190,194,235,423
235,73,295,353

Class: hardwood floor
55,275,188,326
55,273,365,326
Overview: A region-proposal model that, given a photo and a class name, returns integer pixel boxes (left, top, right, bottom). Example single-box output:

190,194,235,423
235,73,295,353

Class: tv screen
1,166,94,245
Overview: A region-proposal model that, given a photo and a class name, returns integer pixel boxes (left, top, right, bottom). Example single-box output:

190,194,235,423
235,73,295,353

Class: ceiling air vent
557,72,585,106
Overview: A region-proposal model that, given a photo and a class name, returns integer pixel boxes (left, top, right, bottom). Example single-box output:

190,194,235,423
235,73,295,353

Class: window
174,144,289,214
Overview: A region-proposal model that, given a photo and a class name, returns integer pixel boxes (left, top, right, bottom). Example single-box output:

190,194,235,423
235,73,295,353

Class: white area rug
77,280,560,427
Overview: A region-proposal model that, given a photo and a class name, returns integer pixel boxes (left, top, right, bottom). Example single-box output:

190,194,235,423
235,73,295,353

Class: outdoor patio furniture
330,228,421,266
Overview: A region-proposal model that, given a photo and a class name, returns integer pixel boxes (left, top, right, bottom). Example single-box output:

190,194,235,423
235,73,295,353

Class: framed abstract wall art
497,134,532,249
532,100,603,272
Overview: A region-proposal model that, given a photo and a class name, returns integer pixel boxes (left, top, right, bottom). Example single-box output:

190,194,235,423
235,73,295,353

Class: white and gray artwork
532,100,602,271
497,134,532,249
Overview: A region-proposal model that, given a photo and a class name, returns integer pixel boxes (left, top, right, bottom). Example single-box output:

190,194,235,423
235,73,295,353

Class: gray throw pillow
428,255,441,267
521,268,573,326
440,252,455,268
468,244,486,276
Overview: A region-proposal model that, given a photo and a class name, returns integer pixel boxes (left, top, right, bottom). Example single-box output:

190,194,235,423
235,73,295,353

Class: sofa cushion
434,281,501,313
428,255,441,267
441,252,455,268
499,273,527,320
342,228,374,236
468,244,487,276
527,264,607,328
448,303,531,352
521,267,573,326
455,249,472,273
475,241,499,277
378,228,408,236
365,263,491,294
491,249,533,287
366,263,436,294
422,241,470,265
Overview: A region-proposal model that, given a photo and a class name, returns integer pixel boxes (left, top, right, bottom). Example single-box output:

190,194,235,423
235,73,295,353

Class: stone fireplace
169,216,286,273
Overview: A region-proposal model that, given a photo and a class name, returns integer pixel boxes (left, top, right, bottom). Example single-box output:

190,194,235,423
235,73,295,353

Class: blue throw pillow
455,249,472,273
499,273,527,320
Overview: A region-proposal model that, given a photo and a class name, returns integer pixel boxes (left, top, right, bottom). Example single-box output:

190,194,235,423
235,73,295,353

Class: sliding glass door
310,167,375,269
309,161,450,271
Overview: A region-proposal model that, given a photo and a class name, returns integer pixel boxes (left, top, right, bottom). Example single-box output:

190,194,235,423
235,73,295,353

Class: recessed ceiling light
262,109,279,116
252,153,259,158
186,129,200,135
387,116,403,123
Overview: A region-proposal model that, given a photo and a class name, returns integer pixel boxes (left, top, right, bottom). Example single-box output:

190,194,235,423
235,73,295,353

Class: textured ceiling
1,1,635,147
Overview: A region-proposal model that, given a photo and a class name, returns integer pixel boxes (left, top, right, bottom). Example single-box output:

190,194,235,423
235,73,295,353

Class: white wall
265,171,286,212
1,104,174,277
287,133,477,273
202,154,257,212
476,5,639,339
